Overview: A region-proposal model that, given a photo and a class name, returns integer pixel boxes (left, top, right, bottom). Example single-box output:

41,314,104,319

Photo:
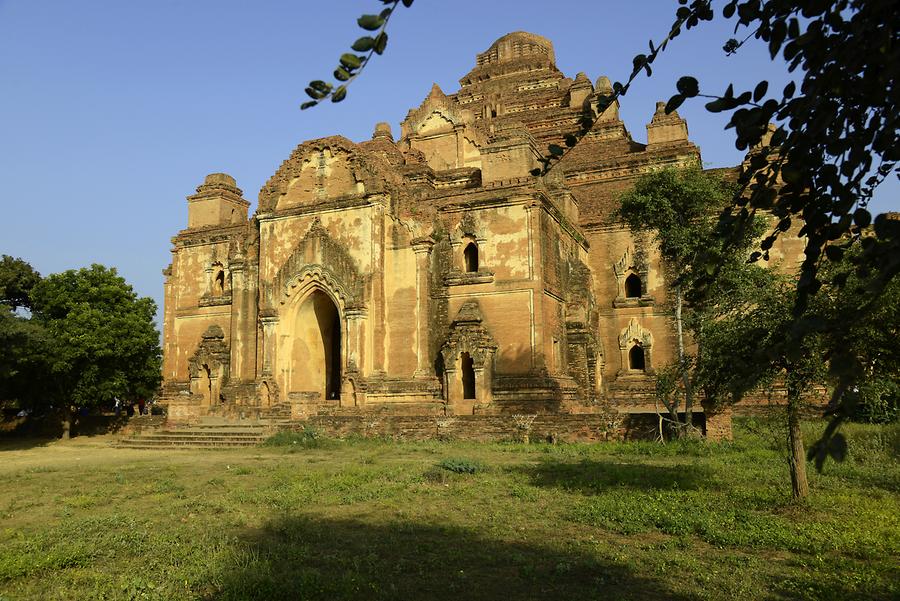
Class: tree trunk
786,386,809,500
61,406,73,440
659,403,681,441
674,285,694,435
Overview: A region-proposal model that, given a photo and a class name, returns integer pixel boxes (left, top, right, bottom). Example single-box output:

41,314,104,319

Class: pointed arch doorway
289,289,342,401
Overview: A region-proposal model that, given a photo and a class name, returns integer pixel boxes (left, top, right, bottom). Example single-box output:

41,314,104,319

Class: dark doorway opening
461,352,476,399
629,345,646,371
316,294,342,400
201,363,212,404
304,290,342,400
624,273,642,298
464,243,479,273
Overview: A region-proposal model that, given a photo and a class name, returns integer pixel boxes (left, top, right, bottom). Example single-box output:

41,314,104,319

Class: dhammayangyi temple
160,33,802,441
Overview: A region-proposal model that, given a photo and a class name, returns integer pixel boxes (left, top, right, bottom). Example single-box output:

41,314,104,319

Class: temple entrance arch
287,288,342,401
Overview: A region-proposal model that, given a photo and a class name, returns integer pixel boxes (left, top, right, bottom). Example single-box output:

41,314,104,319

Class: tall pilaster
371,205,386,373
411,236,435,377
259,313,279,379
228,257,259,382
345,308,367,375
161,260,177,380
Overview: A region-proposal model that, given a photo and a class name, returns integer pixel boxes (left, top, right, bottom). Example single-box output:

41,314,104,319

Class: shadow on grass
522,458,716,494
204,516,699,601
0,436,53,451
838,466,900,495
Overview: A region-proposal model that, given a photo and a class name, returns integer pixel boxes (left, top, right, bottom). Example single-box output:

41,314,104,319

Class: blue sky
1,0,896,326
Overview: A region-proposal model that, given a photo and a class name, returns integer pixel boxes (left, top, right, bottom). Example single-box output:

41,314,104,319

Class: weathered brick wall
300,413,685,443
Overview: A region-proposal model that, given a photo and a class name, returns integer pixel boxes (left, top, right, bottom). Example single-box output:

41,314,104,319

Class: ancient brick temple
160,32,799,439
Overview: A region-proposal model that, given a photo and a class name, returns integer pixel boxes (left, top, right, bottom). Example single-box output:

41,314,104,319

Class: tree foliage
647,1,898,454
1,261,162,437
617,167,749,285
560,0,899,460
618,167,769,434
0,256,49,407
0,255,41,311
815,247,900,424
0,308,52,407
700,274,830,498
539,1,899,453
30,265,162,410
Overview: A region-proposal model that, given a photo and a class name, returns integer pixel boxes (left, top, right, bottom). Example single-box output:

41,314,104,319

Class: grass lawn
0,418,897,601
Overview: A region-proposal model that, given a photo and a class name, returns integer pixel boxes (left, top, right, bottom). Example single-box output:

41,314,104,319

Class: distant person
138,398,146,415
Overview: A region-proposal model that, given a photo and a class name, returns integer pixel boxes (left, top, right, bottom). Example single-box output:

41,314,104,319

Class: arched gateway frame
275,281,346,403
293,289,342,399
440,300,497,412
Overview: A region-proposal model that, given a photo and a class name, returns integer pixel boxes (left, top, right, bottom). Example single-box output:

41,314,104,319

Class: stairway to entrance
116,417,276,450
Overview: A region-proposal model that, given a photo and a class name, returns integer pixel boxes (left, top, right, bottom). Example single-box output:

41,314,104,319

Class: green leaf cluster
617,166,758,292
300,1,412,110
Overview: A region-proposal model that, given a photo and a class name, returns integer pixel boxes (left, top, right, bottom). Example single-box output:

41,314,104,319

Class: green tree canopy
618,167,769,435
28,264,162,437
817,246,900,424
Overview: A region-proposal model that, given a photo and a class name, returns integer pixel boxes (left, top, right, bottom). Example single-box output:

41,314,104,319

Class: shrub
436,458,484,474
263,427,330,450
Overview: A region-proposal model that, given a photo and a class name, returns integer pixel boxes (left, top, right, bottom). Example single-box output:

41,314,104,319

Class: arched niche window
464,242,479,273
461,352,476,399
213,269,225,296
624,273,642,298
628,344,646,371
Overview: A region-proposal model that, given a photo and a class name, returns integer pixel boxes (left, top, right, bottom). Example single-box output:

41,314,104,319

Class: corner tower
187,173,250,229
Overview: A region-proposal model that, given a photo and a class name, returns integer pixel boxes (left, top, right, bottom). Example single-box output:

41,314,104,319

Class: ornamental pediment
400,83,479,141
257,136,398,213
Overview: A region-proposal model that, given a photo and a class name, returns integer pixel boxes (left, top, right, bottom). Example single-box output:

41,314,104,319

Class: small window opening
490,109,497,118
461,352,476,399
213,270,225,296
629,345,646,371
464,242,479,273
625,273,642,298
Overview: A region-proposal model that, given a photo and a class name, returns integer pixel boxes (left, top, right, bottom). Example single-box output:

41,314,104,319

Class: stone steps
117,421,275,449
